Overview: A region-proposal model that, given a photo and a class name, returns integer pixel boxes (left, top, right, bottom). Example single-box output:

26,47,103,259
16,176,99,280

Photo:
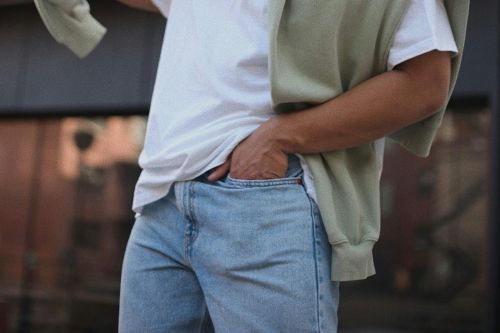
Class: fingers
207,159,231,181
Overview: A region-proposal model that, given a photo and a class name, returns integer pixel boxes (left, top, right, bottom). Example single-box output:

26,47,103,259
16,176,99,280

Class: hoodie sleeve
34,0,107,59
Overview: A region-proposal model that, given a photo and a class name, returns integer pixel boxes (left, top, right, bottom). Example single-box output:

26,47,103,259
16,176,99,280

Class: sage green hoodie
34,0,106,58
36,0,470,282
268,0,470,281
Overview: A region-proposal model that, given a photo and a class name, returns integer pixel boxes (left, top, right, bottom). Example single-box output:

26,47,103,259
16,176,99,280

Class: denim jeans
119,155,340,332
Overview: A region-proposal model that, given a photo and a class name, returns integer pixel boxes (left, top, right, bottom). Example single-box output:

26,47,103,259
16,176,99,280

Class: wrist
263,115,299,154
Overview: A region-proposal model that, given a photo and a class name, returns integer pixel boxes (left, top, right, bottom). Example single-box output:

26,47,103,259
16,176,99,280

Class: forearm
267,51,451,154
117,0,160,13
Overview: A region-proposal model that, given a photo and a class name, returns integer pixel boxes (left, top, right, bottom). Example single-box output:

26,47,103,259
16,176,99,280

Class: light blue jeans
119,155,340,332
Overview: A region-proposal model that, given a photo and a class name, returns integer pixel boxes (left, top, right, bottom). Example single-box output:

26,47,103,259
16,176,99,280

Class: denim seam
179,182,194,265
314,210,324,332
127,322,183,332
226,175,302,187
176,183,188,262
188,181,197,235
300,180,322,333
186,181,198,265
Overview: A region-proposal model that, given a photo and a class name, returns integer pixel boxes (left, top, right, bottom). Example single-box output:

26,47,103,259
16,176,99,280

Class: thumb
207,159,231,181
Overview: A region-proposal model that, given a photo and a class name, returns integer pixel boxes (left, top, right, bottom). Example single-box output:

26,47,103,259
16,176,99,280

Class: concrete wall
0,0,495,115
454,0,497,99
0,1,165,115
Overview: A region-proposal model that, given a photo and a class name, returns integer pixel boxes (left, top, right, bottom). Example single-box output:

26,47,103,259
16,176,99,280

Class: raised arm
117,0,160,13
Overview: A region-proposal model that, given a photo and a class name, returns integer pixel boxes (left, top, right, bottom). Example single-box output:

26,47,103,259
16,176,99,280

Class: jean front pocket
225,171,303,187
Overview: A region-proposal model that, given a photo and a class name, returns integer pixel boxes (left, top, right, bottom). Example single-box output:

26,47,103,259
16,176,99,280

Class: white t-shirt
133,0,458,214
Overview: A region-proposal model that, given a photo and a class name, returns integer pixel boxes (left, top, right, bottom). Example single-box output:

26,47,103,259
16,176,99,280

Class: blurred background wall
0,0,498,332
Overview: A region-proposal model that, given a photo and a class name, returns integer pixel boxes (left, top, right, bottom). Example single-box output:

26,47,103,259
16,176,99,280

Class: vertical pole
18,122,46,333
489,1,499,331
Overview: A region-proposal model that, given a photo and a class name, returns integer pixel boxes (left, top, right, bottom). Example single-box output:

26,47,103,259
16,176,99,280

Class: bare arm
117,0,160,13
209,50,452,180
268,49,451,153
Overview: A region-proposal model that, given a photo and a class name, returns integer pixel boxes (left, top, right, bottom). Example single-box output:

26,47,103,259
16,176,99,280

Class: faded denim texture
119,155,340,332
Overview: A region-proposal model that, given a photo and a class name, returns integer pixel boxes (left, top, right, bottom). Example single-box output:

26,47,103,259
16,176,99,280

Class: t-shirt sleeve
387,0,459,71
151,0,171,18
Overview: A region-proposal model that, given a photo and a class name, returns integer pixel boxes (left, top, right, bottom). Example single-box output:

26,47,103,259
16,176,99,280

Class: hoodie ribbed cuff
330,240,376,282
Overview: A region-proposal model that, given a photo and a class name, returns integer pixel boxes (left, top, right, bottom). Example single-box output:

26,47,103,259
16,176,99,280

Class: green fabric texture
34,0,106,58
268,0,470,281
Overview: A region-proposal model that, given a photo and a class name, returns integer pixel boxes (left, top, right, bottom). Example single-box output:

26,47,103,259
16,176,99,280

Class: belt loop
286,154,303,177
